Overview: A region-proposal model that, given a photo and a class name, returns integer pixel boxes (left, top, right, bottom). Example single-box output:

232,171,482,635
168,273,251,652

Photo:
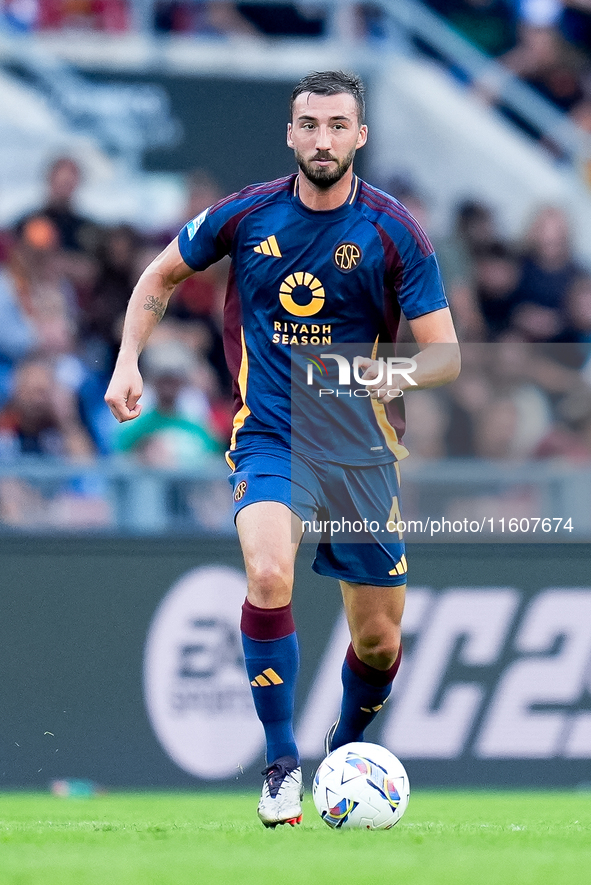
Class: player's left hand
355,357,403,404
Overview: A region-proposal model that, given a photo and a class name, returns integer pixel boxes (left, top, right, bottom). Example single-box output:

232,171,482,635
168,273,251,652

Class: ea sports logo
279,272,325,317
234,480,247,502
143,566,263,779
334,242,362,272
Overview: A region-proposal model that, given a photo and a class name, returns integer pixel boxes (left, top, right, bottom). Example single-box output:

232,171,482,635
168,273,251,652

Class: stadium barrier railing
0,455,590,538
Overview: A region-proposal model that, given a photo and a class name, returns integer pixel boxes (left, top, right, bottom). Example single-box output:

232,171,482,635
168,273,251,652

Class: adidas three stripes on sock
241,598,300,764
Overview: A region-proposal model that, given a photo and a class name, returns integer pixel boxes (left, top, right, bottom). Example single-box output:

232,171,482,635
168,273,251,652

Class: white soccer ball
312,742,410,830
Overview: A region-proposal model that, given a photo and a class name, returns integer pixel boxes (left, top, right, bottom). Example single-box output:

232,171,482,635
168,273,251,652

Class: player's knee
356,630,400,671
246,559,293,607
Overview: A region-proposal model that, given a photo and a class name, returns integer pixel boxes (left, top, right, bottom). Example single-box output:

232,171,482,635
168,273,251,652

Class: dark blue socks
241,600,401,761
331,642,402,750
241,599,299,764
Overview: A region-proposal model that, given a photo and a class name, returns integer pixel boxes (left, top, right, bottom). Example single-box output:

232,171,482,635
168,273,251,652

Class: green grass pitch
1,791,590,885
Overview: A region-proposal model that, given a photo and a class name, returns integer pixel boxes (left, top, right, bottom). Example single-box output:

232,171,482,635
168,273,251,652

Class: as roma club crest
333,242,362,272
234,480,248,502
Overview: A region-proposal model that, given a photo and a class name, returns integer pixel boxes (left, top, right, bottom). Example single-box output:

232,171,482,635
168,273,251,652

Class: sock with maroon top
330,642,402,750
241,598,299,765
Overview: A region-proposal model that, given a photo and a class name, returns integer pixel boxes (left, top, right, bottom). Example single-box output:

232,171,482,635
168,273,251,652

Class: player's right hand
104,362,144,423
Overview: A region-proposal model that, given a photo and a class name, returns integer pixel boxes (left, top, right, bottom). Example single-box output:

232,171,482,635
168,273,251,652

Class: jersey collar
291,173,359,220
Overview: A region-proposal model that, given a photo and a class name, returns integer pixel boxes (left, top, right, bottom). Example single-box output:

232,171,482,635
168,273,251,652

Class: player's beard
295,146,356,189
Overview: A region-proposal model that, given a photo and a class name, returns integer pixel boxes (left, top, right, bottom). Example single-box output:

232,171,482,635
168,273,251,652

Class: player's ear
287,123,294,149
357,125,368,149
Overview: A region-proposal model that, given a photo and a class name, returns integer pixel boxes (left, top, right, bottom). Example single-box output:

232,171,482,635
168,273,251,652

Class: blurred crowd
423,1,591,168
387,173,591,463
0,157,234,526
3,0,591,528
0,1,375,36
4,1,591,162
2,153,591,527
2,155,591,469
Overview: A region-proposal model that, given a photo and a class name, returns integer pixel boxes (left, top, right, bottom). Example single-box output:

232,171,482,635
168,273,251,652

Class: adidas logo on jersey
254,235,282,257
250,668,284,687
389,554,408,577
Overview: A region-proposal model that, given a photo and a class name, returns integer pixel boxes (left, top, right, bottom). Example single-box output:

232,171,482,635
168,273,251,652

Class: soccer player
105,71,460,827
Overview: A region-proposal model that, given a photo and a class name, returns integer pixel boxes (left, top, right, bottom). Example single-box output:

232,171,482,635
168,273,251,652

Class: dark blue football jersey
177,173,448,466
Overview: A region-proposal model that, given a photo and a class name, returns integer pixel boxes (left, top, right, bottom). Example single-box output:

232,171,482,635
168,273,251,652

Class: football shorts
228,447,407,587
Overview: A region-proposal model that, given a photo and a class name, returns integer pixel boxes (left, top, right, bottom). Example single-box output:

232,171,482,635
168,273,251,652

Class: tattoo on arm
143,294,166,321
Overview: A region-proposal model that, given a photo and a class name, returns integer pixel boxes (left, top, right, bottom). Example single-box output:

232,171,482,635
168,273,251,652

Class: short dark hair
290,71,365,124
